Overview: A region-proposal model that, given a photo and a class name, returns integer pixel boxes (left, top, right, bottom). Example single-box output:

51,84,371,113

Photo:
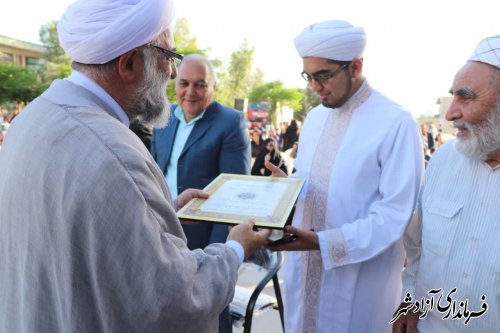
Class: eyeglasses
301,63,349,83
145,43,184,67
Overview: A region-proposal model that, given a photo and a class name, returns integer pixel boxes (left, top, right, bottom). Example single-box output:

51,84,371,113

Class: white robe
284,82,423,333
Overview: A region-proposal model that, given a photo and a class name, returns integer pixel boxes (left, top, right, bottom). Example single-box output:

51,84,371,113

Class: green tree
39,21,69,64
249,81,303,127
249,68,265,92
167,18,209,102
39,21,73,82
216,40,254,107
296,85,320,121
213,68,231,106
0,63,44,105
173,18,207,55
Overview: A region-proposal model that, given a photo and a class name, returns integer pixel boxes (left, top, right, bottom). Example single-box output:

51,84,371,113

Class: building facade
0,35,45,71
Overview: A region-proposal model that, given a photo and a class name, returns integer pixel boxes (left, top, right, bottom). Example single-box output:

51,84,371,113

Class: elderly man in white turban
393,35,500,333
0,0,271,332
266,20,423,333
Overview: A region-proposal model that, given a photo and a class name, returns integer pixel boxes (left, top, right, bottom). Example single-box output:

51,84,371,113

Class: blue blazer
151,101,251,250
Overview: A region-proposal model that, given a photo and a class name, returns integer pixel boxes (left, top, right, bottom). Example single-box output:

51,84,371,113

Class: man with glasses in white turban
0,0,271,332
266,20,423,332
393,35,500,333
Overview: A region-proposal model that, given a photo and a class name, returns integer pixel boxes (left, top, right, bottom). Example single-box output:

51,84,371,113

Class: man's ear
117,48,142,83
350,58,363,79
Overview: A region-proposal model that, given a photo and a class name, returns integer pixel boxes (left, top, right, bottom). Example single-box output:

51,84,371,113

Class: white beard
454,102,500,160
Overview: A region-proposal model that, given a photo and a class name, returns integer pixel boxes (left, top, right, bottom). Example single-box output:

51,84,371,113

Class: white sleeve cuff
225,240,244,266
318,231,333,270
318,228,351,270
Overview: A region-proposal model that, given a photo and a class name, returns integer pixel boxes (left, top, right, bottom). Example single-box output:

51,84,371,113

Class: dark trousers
219,306,232,333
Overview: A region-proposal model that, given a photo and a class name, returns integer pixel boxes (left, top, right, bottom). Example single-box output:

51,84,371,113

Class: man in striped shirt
393,35,500,333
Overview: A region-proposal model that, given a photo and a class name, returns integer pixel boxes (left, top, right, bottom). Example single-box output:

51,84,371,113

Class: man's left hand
392,302,421,333
177,189,209,210
266,225,319,251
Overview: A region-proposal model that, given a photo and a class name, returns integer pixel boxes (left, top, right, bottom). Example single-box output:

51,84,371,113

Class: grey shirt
0,80,239,333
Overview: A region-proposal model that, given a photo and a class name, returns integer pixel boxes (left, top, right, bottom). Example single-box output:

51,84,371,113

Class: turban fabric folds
295,20,366,61
294,20,366,62
58,0,175,64
469,35,500,69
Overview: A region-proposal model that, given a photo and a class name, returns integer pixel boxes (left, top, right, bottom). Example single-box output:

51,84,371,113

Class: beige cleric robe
0,79,239,333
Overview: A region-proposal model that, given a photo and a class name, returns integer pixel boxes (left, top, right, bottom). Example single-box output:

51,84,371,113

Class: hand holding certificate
177,174,304,229
266,225,320,251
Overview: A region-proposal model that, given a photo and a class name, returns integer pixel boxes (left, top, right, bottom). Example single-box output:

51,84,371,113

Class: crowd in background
0,114,16,150
0,100,451,171
1,110,455,170
247,117,454,174
420,122,452,167
249,119,301,176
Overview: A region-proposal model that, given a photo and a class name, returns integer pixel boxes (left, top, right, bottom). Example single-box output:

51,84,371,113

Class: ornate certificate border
177,173,304,229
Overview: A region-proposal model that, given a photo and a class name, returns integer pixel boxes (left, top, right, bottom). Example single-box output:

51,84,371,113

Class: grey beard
454,102,500,161
130,50,171,129
132,83,170,129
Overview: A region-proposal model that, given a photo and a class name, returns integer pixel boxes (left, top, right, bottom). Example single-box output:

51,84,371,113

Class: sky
1,0,498,117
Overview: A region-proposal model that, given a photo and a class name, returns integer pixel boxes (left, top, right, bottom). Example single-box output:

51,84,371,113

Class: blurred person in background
420,123,435,150
250,128,265,159
282,119,299,151
251,137,288,176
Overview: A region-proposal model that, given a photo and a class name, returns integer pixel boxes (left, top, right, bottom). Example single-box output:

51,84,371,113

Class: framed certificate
177,173,304,229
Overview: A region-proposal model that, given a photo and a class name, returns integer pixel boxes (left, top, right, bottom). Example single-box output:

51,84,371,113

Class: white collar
66,70,130,126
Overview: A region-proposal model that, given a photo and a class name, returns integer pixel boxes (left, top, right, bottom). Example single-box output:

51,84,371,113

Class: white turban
468,35,500,69
294,20,366,61
58,0,175,64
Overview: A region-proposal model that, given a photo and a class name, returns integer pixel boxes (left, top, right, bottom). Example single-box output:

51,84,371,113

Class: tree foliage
249,81,302,126
216,40,254,107
296,85,320,121
39,21,73,83
249,68,265,92
0,63,44,104
0,22,67,106
173,18,207,56
168,18,209,102
39,21,70,64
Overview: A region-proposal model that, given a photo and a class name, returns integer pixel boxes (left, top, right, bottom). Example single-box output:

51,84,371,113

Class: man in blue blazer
150,54,250,333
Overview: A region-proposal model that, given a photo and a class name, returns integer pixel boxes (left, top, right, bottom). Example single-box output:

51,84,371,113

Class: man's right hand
392,302,420,333
264,160,287,177
227,220,271,260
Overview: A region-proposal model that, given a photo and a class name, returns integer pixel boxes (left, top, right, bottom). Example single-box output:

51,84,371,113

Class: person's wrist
225,240,244,265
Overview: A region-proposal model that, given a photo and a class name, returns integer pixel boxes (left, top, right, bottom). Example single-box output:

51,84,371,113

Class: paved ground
233,308,283,333
231,256,285,333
